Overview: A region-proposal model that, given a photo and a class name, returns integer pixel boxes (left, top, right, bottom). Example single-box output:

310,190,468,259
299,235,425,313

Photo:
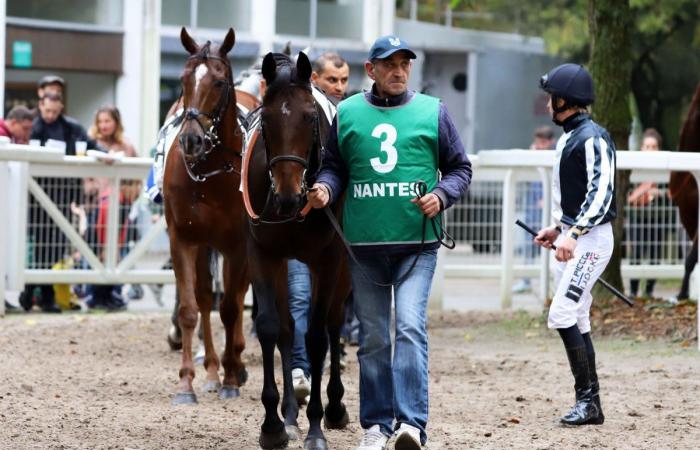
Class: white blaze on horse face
194,64,208,92
281,101,291,116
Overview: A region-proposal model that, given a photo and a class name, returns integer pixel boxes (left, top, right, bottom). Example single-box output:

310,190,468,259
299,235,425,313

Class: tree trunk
588,0,632,300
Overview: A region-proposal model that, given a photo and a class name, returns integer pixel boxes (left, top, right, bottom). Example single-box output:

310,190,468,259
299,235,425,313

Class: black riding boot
586,352,604,424
561,346,599,425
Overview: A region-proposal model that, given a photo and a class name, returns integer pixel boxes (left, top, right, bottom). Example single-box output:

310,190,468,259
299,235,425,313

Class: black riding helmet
539,63,595,115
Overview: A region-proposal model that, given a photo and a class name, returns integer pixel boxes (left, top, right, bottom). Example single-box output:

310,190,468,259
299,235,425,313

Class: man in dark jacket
21,92,88,313
31,92,89,155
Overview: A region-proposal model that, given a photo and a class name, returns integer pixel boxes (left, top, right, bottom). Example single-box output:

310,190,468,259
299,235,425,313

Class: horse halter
262,97,321,197
180,52,238,182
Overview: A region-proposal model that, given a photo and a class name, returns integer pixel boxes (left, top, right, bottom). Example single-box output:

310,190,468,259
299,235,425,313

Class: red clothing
0,119,15,141
96,188,128,248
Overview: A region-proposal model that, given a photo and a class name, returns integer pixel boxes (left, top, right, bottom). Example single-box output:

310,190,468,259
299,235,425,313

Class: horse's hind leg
195,248,221,394
170,240,200,405
303,272,332,450
678,235,698,299
218,255,248,399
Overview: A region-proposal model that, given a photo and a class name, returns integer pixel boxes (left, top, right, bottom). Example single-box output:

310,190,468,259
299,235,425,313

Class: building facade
2,0,555,155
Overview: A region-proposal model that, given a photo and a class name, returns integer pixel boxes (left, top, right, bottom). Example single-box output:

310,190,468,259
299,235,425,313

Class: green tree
588,0,632,297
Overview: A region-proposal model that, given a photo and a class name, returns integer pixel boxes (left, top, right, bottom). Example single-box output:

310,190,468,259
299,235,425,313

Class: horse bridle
253,93,323,224
180,52,240,182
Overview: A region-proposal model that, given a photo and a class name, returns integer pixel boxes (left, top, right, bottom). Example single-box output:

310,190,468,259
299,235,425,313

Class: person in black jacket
21,92,90,313
534,63,616,426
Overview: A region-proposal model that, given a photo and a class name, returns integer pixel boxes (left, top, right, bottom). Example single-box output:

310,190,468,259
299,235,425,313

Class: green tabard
337,92,440,245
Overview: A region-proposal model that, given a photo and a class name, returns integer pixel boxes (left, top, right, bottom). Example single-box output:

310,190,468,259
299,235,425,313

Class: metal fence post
538,167,551,305
500,168,516,309
0,161,7,316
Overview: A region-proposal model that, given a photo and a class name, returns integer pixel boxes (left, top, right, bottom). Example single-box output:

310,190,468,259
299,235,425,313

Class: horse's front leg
276,289,301,441
323,259,351,430
170,239,200,405
195,248,221,394
218,253,249,399
250,243,288,449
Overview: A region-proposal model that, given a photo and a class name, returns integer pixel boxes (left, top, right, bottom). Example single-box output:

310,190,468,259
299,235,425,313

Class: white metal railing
3,145,700,348
438,149,700,348
1,144,172,316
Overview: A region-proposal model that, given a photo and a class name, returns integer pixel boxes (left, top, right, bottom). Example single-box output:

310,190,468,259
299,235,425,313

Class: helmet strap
551,95,572,126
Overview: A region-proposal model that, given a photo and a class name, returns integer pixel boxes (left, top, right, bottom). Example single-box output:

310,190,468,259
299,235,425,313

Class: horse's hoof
167,326,182,351
323,405,349,429
171,392,197,405
237,367,249,386
304,437,328,450
259,428,288,449
202,380,221,393
285,425,301,441
218,385,240,400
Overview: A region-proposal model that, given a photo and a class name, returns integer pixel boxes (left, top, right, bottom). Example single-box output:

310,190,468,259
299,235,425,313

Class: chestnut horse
669,81,700,300
243,52,351,450
163,27,249,403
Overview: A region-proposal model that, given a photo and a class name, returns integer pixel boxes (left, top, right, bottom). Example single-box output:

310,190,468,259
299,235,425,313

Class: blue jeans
351,248,437,445
288,259,312,377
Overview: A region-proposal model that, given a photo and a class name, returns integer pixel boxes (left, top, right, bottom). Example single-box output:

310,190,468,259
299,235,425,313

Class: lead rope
323,180,454,288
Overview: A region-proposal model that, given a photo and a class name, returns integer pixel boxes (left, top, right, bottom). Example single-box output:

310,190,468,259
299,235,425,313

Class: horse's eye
214,79,226,88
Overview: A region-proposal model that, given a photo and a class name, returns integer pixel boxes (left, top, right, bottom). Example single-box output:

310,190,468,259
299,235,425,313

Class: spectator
37,75,65,100
627,128,664,298
89,105,137,157
513,125,556,293
21,93,89,313
82,105,138,310
0,105,34,144
31,92,89,155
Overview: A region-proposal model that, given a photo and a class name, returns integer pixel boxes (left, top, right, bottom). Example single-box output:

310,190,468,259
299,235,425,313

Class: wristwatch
566,227,584,240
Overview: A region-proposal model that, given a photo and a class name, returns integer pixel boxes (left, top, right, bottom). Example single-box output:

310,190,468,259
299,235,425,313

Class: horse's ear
262,52,277,85
296,52,312,83
219,28,236,56
180,27,198,55
282,41,292,56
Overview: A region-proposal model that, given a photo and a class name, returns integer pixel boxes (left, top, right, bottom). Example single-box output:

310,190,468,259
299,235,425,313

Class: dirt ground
1,310,699,450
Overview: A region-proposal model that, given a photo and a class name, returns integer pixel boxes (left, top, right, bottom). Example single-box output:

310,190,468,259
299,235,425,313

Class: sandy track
1,311,699,449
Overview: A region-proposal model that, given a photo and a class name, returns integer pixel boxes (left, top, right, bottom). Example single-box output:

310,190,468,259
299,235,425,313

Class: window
162,0,251,31
7,0,123,27
276,0,363,40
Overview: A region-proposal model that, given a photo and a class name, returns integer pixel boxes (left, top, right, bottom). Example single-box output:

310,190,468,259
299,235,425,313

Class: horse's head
178,27,235,163
260,51,319,217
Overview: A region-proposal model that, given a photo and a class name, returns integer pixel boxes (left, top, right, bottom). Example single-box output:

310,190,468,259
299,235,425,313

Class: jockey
534,63,616,426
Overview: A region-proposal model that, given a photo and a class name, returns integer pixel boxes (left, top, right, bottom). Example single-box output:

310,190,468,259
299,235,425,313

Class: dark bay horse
163,27,249,403
242,52,351,450
669,81,700,299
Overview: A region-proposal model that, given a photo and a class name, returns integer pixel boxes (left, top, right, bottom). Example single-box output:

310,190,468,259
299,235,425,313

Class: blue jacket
317,86,472,253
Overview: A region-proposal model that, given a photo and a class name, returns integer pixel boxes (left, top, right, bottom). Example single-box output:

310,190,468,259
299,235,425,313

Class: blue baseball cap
368,35,417,61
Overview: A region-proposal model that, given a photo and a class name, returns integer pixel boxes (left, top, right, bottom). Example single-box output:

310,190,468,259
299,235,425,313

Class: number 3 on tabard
370,123,398,174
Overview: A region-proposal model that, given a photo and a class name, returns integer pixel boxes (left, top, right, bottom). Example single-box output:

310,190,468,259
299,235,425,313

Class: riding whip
515,219,634,307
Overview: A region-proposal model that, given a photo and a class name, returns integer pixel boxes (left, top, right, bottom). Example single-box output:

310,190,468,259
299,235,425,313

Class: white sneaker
194,343,205,365
292,368,311,402
394,423,421,450
356,425,388,450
